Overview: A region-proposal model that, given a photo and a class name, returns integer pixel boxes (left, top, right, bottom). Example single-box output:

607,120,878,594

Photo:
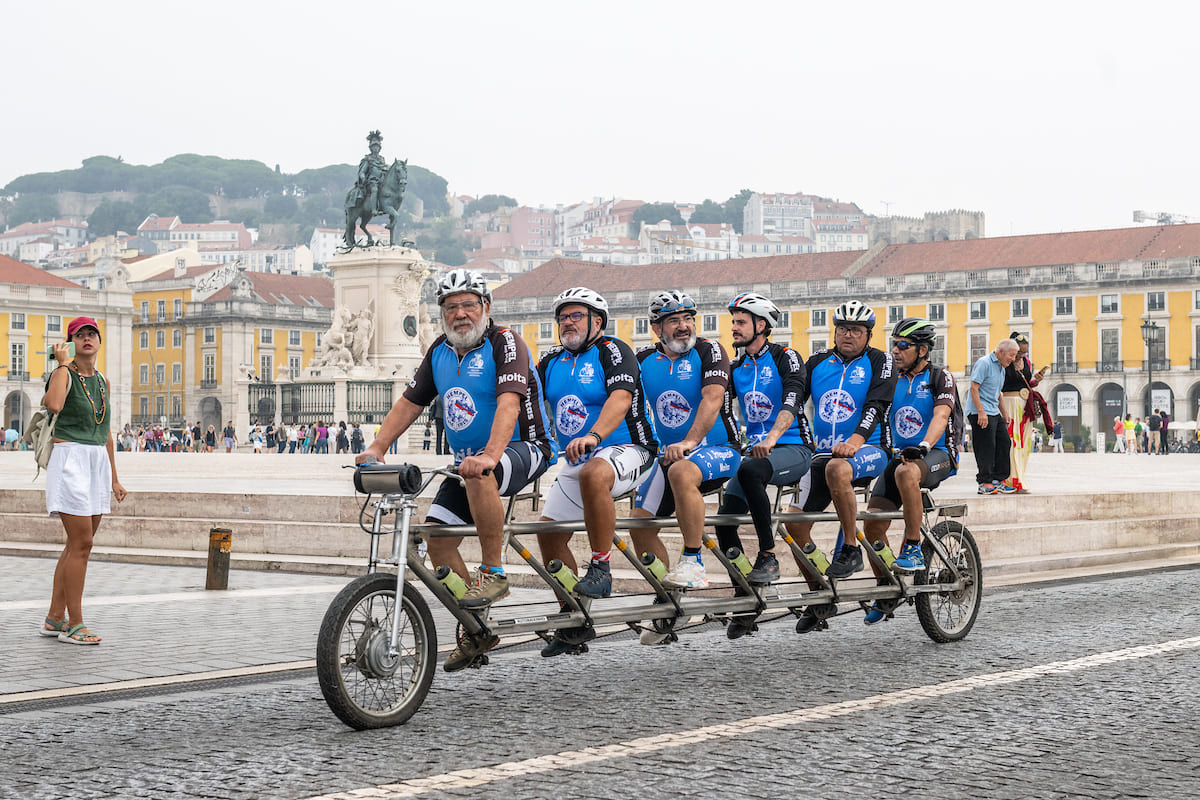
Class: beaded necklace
69,361,107,424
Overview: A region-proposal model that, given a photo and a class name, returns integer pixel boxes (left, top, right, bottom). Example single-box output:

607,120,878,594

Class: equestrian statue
343,130,409,249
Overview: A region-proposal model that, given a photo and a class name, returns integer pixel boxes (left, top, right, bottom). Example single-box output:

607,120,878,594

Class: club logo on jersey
848,364,867,385
744,390,773,423
895,405,924,439
578,362,596,381
444,387,478,432
466,351,486,377
758,364,774,384
556,394,589,436
675,359,692,377
818,389,857,423
656,390,692,429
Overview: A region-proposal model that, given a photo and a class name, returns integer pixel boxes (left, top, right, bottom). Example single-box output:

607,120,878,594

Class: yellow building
493,224,1200,442
0,253,134,433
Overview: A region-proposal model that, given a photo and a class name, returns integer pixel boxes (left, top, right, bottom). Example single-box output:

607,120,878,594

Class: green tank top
54,367,111,446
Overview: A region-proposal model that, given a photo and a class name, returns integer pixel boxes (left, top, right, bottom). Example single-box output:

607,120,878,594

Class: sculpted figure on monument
349,304,374,367
343,130,409,249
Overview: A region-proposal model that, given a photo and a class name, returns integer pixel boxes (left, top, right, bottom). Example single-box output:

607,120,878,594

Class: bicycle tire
316,572,437,729
915,520,982,643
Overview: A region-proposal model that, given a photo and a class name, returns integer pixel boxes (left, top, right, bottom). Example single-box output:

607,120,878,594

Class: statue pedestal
327,246,429,379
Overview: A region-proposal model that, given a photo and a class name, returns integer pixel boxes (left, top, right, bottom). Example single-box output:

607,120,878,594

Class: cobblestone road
2,565,1199,799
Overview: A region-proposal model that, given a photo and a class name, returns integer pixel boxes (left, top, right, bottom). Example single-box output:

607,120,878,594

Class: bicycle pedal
569,643,589,655
469,654,490,669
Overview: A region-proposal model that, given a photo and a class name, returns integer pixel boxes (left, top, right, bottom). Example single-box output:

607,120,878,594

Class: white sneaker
663,558,709,589
639,627,671,645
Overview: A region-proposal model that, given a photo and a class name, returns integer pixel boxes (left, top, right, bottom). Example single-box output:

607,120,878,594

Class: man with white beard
359,269,556,672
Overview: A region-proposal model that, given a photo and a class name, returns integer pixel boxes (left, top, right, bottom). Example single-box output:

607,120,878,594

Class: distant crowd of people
109,420,423,455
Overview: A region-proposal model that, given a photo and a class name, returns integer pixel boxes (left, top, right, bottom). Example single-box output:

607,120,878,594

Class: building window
1055,330,1075,367
173,298,182,318
172,363,182,384
969,301,987,320
139,396,148,416
928,303,945,322
204,327,215,344
156,396,165,417
968,333,988,366
1011,298,1030,318
635,318,649,335
9,342,25,374
261,328,273,344
888,305,904,324
930,335,946,367
140,301,149,322
1100,328,1120,366
140,364,149,384
316,332,323,349
46,315,61,334
172,395,182,419
1100,294,1119,314
139,331,149,349
1147,291,1166,312
778,311,790,329
157,300,166,321
810,338,827,354
289,355,301,379
172,329,182,348
203,354,216,382
155,364,165,386
260,353,273,380
10,312,25,330
156,330,165,348
702,314,718,333
1055,297,1073,316
539,322,553,340
288,329,301,346
811,309,827,328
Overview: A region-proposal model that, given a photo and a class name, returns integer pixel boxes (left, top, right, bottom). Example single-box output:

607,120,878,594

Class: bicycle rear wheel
317,572,437,729
915,521,982,643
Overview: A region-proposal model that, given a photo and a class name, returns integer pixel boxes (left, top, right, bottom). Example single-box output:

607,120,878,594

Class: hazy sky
5,1,1196,236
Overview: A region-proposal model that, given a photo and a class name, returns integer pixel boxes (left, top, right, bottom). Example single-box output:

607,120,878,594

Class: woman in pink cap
38,316,127,645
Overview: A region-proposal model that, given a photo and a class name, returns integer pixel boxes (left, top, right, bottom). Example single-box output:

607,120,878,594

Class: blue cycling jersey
889,365,958,466
403,325,555,464
637,337,737,448
538,337,657,454
803,346,895,452
730,341,810,447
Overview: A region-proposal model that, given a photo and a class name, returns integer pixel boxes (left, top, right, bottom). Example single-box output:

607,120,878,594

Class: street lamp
1140,320,1163,416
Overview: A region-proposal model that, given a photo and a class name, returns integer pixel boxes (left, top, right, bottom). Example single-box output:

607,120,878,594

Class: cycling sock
481,564,505,576
590,551,611,564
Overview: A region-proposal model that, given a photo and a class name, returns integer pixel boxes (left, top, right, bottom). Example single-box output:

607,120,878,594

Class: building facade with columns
492,224,1200,446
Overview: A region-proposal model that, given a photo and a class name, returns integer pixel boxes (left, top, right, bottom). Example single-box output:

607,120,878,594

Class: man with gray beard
359,269,556,672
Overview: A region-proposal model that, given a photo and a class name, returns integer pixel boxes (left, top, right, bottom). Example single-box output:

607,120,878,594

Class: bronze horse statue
343,159,408,248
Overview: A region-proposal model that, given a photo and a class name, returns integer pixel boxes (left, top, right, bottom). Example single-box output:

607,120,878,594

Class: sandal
39,616,69,638
58,624,102,645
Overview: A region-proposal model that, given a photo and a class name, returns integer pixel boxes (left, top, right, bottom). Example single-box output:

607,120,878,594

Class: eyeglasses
835,324,867,336
891,340,918,351
557,311,587,324
442,299,482,314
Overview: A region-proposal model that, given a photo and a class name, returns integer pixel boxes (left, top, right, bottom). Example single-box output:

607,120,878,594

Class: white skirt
46,442,112,517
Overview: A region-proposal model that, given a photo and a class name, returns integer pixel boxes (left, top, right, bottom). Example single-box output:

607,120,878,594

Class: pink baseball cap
67,316,102,340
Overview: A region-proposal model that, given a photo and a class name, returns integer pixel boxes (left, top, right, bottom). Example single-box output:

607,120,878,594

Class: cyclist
786,299,896,633
537,287,658,657
714,292,815,638
629,291,740,594
358,269,555,671
858,318,960,624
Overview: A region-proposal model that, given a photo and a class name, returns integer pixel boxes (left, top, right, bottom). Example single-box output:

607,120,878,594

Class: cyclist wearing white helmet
629,291,741,606
715,292,816,638
537,286,658,657
786,299,896,633
360,268,556,671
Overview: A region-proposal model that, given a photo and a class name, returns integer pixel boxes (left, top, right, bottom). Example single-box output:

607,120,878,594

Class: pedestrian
1051,418,1064,453
38,317,127,645
1133,416,1144,453
265,421,277,452
1112,416,1125,453
315,421,328,454
252,425,264,453
1160,409,1170,454
192,421,202,453
336,421,349,454
222,420,237,453
964,338,1018,494
1147,409,1162,454
1123,414,1136,454
430,394,446,455
204,424,216,453
422,422,432,451
277,423,289,453
350,423,364,454
287,423,299,453
999,332,1047,493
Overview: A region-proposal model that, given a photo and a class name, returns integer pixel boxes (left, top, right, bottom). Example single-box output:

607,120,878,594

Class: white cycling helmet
728,291,781,329
554,286,609,327
832,299,876,329
436,269,491,305
648,290,697,323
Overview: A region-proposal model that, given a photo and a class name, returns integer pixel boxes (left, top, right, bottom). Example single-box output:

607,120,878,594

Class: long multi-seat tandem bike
316,462,983,730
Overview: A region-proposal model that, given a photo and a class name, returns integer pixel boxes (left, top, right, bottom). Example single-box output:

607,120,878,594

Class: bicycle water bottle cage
354,463,423,495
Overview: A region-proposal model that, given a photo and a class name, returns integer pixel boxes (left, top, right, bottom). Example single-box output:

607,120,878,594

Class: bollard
206,527,232,590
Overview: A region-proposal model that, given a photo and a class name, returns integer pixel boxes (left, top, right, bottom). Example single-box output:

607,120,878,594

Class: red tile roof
143,264,219,282
0,254,84,288
138,215,180,231
204,271,333,307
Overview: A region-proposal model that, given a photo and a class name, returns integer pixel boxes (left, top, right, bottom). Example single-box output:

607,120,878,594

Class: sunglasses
892,340,919,351
557,311,588,324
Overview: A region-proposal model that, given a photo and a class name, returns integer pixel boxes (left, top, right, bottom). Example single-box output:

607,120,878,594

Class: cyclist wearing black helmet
855,318,961,624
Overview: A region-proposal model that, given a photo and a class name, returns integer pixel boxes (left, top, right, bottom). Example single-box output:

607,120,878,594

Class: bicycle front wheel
316,572,437,729
915,521,982,643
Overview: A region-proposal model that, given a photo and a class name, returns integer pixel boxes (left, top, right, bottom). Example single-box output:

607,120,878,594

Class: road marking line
0,661,316,705
303,635,1200,799
0,584,342,611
